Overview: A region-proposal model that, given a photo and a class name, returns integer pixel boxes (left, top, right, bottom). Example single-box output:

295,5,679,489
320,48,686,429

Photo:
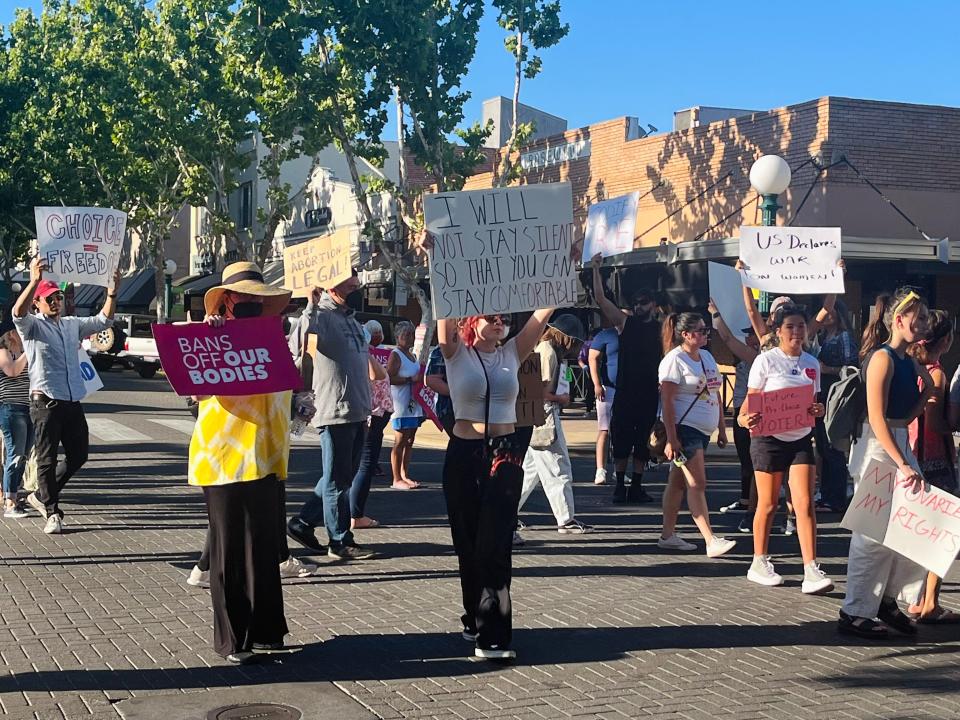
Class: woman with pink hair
438,308,554,661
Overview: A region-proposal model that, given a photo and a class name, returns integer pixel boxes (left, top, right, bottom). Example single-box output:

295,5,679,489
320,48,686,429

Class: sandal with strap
838,611,889,639
916,606,960,624
878,599,918,635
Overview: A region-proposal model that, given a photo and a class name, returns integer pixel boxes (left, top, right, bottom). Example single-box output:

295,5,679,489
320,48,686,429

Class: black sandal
877,599,918,635
838,611,889,639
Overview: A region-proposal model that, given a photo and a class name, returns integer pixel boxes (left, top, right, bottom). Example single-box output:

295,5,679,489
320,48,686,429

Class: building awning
177,260,287,296
73,269,157,312
603,235,957,268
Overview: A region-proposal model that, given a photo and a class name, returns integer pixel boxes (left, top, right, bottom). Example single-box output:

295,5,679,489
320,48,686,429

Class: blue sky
4,1,959,135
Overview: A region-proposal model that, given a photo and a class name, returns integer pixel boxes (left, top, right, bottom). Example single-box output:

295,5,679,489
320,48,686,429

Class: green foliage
493,0,569,81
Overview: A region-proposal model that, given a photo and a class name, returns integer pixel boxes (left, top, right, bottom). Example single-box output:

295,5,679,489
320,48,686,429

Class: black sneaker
611,485,627,504
287,518,326,554
626,488,654,504
462,627,478,642
738,513,754,534
328,543,376,560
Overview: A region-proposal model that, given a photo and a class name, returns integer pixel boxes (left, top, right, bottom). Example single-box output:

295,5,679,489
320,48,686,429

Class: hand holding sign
283,231,352,298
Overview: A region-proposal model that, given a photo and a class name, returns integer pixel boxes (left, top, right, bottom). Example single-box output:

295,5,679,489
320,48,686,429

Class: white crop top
445,338,521,424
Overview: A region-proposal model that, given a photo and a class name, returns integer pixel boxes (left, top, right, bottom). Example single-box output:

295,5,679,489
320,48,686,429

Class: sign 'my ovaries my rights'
423,183,578,319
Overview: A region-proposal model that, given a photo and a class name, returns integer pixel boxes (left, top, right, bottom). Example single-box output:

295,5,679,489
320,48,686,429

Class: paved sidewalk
1,387,960,719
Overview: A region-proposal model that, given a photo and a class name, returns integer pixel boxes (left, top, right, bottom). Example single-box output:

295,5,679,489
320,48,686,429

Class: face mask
231,301,263,319
346,288,363,310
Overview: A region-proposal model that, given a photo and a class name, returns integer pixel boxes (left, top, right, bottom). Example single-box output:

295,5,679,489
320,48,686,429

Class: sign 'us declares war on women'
739,226,843,296
152,317,301,397
423,183,577,319
34,206,127,289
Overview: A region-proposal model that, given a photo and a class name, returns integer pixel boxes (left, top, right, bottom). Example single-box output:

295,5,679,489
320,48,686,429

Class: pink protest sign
746,384,815,437
414,379,442,430
152,316,302,397
369,346,392,366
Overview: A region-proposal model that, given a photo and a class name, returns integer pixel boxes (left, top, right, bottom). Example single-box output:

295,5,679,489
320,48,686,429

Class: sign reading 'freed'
283,230,352,297
34,206,127,289
424,183,578,319
152,316,301,396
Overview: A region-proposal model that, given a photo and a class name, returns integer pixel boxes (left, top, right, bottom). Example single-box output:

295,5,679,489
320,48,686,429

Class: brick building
464,96,960,327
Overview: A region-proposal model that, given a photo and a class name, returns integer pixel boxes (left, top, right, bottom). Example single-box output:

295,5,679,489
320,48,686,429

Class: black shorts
749,434,816,474
610,388,658,461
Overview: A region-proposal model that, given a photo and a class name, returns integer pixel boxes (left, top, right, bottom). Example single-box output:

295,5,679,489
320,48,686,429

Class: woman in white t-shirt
657,312,736,559
739,304,833,594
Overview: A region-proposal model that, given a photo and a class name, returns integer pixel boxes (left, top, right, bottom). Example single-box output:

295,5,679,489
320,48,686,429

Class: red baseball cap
36,280,61,299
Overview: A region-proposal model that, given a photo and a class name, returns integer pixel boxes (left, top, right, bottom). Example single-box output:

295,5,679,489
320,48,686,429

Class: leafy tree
490,0,568,187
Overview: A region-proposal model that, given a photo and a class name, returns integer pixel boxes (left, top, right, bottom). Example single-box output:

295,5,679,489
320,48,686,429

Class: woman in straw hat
190,261,311,664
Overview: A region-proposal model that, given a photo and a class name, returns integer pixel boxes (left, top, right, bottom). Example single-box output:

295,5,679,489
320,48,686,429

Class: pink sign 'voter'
152,316,302,397
746,383,815,438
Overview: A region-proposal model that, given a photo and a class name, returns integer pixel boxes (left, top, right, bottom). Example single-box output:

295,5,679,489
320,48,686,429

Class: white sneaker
594,468,607,485
719,500,746,514
43,515,63,534
475,646,516,660
279,556,317,578
657,534,697,552
801,562,834,595
27,492,48,519
706,536,736,558
747,555,783,586
186,565,209,587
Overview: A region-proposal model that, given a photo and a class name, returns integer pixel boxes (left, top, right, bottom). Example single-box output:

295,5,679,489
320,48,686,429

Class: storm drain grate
206,703,303,720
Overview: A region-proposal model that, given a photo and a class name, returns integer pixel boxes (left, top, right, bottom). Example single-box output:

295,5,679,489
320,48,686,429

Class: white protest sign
739,226,843,295
35,207,127,290
78,349,104,397
841,457,960,577
424,183,577,319
708,262,753,340
582,191,639,258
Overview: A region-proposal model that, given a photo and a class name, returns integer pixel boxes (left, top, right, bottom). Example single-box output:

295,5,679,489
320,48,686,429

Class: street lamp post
163,259,177,322
749,154,792,312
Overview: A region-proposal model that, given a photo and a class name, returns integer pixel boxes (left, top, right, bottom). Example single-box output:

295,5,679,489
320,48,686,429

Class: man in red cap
12,257,121,533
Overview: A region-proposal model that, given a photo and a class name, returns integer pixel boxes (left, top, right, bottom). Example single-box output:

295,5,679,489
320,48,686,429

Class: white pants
841,422,925,618
520,409,575,527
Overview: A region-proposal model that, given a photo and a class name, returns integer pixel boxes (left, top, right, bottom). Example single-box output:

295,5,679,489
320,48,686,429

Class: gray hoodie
298,293,371,426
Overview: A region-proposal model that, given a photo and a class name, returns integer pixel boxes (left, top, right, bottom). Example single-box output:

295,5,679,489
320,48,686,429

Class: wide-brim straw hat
204,261,292,317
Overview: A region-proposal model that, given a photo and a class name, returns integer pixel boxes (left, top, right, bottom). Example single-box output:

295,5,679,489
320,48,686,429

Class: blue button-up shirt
13,312,112,401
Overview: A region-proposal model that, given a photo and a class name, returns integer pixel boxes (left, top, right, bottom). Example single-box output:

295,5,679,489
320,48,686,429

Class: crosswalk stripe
148,418,198,436
87,417,152,443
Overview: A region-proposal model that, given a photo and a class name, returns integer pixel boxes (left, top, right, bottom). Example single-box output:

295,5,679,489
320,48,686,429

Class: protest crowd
6,193,960,669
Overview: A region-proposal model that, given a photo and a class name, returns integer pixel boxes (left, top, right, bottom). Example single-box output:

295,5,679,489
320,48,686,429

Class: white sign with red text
842,457,960,577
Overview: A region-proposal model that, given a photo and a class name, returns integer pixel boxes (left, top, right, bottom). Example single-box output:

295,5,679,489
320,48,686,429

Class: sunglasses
482,314,512,326
633,297,655,307
42,293,64,303
689,327,711,336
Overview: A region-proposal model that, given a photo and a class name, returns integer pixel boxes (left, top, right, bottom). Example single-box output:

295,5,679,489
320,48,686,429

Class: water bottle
291,392,315,437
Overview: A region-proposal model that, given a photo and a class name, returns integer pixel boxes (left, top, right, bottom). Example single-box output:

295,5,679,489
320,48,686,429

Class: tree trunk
493,21,524,187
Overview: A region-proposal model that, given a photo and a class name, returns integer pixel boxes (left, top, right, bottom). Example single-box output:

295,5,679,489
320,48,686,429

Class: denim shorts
677,424,711,454
392,416,425,431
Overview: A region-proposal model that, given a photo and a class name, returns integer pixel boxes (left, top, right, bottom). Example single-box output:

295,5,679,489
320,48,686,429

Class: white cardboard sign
707,261,753,340
35,207,127,289
739,226,843,295
78,349,104,397
424,183,577,319
582,191,639,258
841,457,960,577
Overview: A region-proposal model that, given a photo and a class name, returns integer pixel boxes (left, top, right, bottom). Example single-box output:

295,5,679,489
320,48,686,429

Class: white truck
86,313,162,378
